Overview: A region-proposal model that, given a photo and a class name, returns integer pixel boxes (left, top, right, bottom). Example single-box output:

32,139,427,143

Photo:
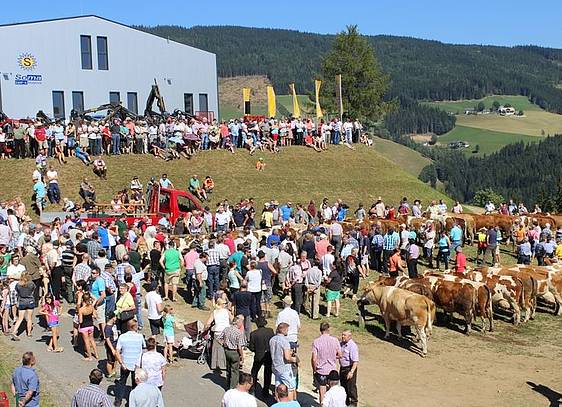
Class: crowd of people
0,115,369,165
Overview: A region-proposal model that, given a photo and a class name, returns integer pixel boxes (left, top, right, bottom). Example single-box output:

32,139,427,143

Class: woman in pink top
40,293,64,352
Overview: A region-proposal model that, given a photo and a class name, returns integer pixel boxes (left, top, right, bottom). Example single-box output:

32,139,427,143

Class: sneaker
198,306,210,311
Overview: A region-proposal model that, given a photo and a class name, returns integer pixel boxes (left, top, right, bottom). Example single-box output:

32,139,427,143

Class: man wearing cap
322,370,347,407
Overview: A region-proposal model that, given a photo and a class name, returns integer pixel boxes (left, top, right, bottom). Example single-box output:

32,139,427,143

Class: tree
472,188,505,207
429,134,438,145
477,101,485,112
492,100,500,111
419,164,438,188
320,25,392,120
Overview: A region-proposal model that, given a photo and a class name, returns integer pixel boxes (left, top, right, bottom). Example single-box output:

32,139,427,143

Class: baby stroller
178,321,212,365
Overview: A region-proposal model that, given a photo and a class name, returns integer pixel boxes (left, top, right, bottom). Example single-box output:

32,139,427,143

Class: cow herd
357,263,562,357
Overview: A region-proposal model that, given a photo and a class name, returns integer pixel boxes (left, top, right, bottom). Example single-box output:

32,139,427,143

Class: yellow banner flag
242,87,251,115
289,83,300,118
315,79,323,118
267,86,276,118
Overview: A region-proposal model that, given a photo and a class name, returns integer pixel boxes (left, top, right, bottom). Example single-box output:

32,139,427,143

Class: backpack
535,244,546,258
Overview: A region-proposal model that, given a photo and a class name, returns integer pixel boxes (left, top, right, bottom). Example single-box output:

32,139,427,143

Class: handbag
119,309,135,321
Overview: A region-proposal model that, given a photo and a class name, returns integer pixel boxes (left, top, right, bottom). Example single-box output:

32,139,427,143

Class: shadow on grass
527,381,562,407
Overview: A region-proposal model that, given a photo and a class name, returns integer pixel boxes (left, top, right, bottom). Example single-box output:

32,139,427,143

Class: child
104,311,118,378
256,157,266,171
162,305,175,363
40,293,64,352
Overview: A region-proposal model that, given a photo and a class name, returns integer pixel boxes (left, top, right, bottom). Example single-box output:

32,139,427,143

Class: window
97,36,109,70
52,91,65,119
80,35,92,70
184,93,193,114
198,93,208,112
177,195,198,213
72,91,84,113
127,92,138,115
109,92,120,105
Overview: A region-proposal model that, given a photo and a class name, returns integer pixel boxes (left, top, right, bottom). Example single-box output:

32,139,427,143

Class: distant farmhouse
498,106,516,116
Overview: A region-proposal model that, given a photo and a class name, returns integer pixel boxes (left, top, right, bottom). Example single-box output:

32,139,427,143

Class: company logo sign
18,53,38,71
15,74,43,85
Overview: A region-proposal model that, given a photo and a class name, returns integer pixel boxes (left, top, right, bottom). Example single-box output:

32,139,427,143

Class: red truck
41,184,207,227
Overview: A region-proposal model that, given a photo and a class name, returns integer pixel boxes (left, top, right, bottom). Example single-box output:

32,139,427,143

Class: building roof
0,15,214,56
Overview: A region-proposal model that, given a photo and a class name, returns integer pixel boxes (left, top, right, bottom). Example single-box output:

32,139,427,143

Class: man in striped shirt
311,322,342,405
382,228,400,276
71,368,112,407
206,240,221,300
72,253,91,285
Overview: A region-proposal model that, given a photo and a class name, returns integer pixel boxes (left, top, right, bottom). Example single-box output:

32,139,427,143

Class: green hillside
439,125,542,156
373,137,432,176
219,94,313,120
426,95,540,114
3,146,450,215
138,25,562,113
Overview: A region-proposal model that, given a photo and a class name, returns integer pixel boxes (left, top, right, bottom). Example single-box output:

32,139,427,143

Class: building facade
0,15,218,120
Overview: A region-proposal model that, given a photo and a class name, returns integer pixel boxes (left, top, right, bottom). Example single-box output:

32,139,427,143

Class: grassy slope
456,110,562,136
439,125,541,156
426,95,540,113
1,146,450,214
373,137,432,176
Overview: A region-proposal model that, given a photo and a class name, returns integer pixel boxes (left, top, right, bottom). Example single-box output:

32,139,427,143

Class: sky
2,0,562,48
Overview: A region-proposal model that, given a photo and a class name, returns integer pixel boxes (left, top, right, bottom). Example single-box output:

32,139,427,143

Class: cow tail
517,277,525,309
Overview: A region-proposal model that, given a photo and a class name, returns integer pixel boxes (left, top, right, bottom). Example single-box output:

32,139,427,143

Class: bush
472,188,505,207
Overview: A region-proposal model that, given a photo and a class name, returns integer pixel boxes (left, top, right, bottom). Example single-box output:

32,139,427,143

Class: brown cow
358,283,435,356
486,266,537,323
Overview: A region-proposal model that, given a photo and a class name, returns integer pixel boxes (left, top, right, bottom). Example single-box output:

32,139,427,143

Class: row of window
80,35,108,70
51,91,210,119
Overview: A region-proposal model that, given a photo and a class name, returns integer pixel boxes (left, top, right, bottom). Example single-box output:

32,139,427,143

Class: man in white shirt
216,206,231,232
322,370,347,407
144,282,163,336
276,296,301,346
193,253,209,310
321,246,335,278
221,372,257,407
45,165,61,204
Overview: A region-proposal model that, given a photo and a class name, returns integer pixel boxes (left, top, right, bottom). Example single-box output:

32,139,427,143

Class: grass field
0,145,451,216
426,95,541,114
219,94,314,120
439,125,542,156
456,110,562,137
373,136,432,176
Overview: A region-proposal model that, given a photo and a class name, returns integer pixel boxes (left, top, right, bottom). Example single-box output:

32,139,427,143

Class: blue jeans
94,138,102,155
207,265,220,299
333,130,341,144
192,279,207,308
47,183,60,204
232,134,238,148
135,293,143,328
111,133,120,155
451,240,462,255
202,133,209,150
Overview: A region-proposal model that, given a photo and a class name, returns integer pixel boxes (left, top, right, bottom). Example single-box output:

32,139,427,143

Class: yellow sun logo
18,53,37,71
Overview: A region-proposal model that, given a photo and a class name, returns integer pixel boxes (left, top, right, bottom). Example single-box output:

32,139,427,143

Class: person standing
140,337,167,390
128,368,165,407
192,252,209,310
221,372,257,407
249,316,274,397
114,320,146,407
270,322,298,401
340,330,359,407
159,240,184,302
276,296,301,348
71,369,112,407
305,261,323,320
206,240,221,300
232,281,253,341
382,228,399,276
10,273,36,340
11,352,40,407
205,298,232,372
486,226,498,266
221,314,247,389
311,322,342,404
406,238,420,278
145,282,163,336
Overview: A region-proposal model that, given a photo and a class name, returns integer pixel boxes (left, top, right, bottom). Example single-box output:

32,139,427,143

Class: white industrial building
0,15,218,120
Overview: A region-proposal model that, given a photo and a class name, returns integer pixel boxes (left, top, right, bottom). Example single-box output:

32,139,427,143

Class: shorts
105,344,116,363
48,321,59,328
262,285,273,303
360,256,369,266
326,289,341,302
95,303,106,325
274,369,296,391
165,271,180,285
149,318,162,336
18,303,35,311
164,334,175,344
79,326,94,335
314,372,329,387
38,140,48,149
278,268,289,285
